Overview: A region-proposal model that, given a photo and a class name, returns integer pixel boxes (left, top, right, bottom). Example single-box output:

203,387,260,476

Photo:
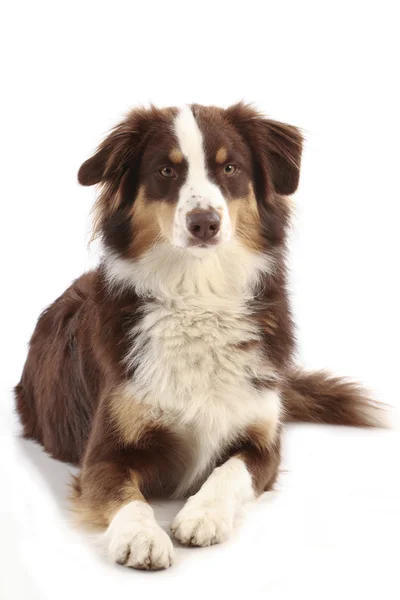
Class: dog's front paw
106,501,174,570
171,504,233,547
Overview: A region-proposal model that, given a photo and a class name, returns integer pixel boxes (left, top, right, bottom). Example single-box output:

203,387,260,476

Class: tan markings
109,383,160,445
91,182,124,242
156,201,177,242
169,148,184,164
69,474,103,528
229,185,263,252
129,187,163,258
215,147,228,164
104,471,145,522
129,186,178,255
237,420,282,494
260,314,278,335
246,421,278,448
70,469,145,529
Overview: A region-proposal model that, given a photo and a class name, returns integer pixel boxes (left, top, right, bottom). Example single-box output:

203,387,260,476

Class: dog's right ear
78,109,155,241
78,146,111,186
77,119,140,187
78,105,159,187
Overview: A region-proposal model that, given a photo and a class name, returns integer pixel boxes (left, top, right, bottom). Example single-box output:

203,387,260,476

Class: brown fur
283,370,383,427
238,423,282,494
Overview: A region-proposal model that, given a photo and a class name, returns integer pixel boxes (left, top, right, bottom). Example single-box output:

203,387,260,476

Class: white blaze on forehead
172,105,231,248
174,105,207,183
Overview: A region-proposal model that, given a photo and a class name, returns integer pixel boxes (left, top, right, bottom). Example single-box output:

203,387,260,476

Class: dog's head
78,103,303,258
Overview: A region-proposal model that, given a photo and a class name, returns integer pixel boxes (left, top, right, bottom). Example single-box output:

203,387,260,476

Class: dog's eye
159,166,176,178
224,164,237,176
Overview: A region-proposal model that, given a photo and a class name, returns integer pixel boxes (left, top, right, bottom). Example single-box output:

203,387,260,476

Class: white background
1,1,399,598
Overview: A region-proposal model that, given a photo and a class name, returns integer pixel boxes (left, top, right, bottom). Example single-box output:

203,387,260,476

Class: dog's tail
282,369,385,427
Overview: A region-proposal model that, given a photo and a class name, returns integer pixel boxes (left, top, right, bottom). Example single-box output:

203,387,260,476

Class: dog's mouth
187,237,220,249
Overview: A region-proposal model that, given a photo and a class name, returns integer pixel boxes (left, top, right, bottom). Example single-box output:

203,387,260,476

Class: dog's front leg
171,419,281,547
70,387,179,570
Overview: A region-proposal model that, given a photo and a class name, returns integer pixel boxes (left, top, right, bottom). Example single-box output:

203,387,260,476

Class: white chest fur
105,242,281,493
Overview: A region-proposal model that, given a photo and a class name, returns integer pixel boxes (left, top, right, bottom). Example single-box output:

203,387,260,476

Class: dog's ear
260,119,303,195
78,117,145,187
78,108,155,242
225,103,303,197
226,103,303,246
78,146,113,186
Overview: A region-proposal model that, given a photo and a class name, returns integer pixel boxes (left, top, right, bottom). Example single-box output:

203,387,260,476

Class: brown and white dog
15,103,382,570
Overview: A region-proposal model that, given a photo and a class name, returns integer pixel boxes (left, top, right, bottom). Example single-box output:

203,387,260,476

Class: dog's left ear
260,119,303,195
226,103,303,196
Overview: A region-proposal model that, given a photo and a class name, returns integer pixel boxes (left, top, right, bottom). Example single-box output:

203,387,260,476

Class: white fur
105,240,281,496
172,105,231,248
104,239,275,298
105,501,174,569
171,457,255,546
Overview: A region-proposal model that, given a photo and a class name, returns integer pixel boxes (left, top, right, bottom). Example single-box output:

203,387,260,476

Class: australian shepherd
15,103,382,570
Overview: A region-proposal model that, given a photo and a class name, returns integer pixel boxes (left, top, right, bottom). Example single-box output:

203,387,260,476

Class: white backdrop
1,1,399,599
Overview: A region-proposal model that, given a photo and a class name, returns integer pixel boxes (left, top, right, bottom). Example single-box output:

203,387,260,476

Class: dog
15,103,382,570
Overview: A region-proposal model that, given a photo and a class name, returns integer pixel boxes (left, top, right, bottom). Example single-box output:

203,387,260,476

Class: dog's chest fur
108,243,280,493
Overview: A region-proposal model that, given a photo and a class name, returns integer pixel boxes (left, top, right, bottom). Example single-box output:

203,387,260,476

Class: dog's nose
186,209,221,242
